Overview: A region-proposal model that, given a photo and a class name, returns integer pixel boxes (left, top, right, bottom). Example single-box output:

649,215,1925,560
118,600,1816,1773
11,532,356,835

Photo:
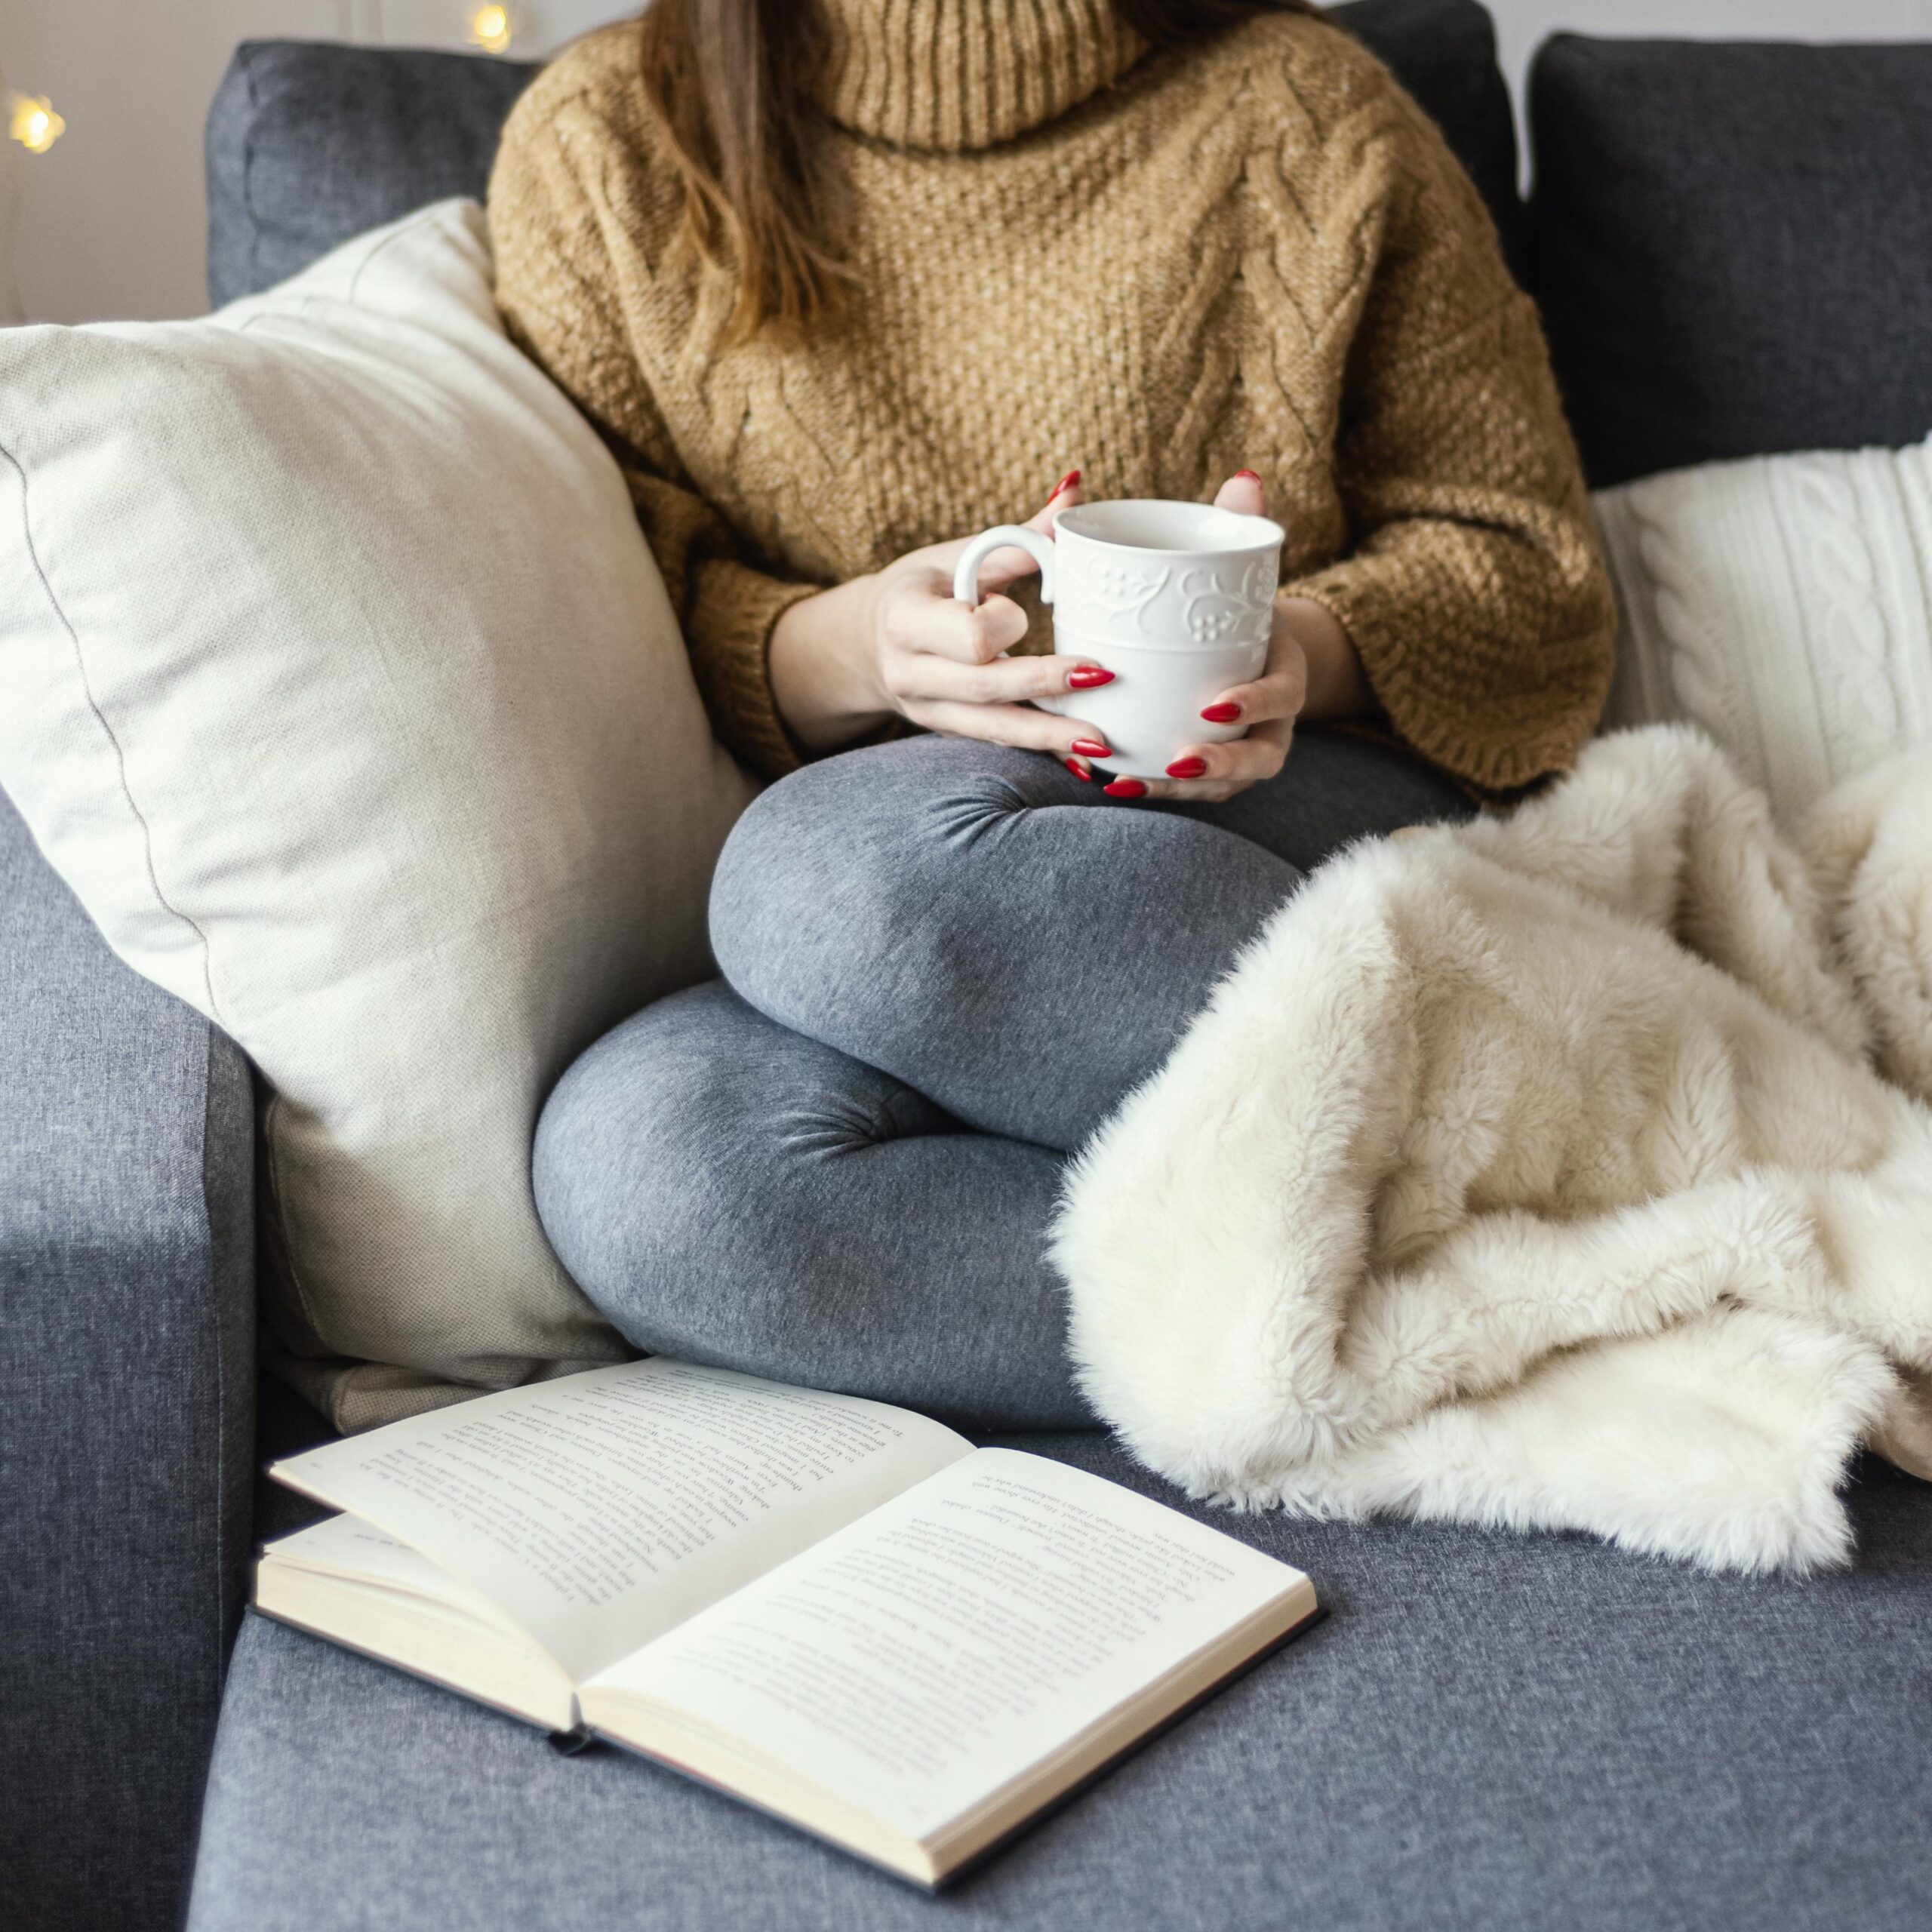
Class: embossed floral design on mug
952,499,1285,777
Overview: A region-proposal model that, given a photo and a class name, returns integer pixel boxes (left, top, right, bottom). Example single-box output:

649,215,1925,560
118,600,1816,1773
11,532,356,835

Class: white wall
1,1,626,325
5,0,1928,325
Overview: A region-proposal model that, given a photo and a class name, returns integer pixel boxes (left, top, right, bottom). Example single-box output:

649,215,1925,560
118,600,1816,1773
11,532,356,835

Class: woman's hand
769,470,1118,768
1088,470,1372,802
768,466,1370,792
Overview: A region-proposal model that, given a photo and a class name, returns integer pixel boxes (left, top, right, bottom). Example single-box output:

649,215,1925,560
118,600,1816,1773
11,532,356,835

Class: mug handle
952,525,1057,608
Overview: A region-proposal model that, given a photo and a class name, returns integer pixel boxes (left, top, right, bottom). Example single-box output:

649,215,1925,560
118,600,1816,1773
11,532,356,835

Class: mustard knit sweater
487,0,1615,790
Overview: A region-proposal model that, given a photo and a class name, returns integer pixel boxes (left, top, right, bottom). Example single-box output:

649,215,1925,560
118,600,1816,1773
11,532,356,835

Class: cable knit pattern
488,4,1614,787
1596,432,1932,825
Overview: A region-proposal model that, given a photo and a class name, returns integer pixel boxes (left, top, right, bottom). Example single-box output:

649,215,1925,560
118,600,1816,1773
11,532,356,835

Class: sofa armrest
0,789,256,1932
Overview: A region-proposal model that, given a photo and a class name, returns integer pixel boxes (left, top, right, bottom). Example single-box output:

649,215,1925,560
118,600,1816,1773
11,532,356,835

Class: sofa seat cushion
189,1434,1932,1932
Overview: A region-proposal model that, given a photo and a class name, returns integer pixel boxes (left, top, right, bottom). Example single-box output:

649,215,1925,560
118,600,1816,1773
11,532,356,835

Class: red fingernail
1051,469,1082,500
1200,702,1241,723
1165,756,1208,779
1063,758,1092,783
1104,778,1147,799
1070,737,1112,758
1234,469,1262,483
1066,666,1115,689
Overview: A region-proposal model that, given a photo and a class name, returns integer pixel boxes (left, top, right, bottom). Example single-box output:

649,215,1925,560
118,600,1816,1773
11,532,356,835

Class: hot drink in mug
952,499,1286,780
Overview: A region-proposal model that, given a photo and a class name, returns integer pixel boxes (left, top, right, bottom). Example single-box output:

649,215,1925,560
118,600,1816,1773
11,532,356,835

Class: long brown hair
639,0,1312,340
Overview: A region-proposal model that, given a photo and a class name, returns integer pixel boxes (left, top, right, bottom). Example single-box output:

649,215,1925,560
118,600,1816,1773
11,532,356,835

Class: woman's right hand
768,471,1118,774
865,470,1118,768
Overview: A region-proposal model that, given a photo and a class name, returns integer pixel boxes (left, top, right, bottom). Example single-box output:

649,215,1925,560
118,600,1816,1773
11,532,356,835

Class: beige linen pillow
1595,433,1932,824
0,202,755,1430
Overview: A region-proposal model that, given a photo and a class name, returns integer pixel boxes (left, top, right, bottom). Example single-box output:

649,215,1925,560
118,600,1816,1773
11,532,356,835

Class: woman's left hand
1081,470,1371,802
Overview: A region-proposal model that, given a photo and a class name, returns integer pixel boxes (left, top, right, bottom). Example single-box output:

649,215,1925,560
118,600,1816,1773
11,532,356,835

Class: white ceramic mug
952,499,1285,778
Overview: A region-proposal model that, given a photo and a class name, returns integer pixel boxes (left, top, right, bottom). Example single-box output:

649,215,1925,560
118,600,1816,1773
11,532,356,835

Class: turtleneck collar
814,0,1149,152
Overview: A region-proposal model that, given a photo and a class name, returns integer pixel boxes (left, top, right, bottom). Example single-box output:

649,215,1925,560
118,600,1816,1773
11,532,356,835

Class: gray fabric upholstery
1531,35,1932,486
190,1434,1932,1932
205,41,540,307
0,792,257,1932
204,2,1521,308
254,1377,340,1543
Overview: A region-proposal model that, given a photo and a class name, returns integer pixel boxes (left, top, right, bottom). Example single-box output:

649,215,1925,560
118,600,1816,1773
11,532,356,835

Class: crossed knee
708,736,1072,1043
534,982,941,1364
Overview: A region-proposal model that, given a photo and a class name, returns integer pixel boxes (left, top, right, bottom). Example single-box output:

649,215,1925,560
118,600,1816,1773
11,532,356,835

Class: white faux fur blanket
1054,727,1932,1574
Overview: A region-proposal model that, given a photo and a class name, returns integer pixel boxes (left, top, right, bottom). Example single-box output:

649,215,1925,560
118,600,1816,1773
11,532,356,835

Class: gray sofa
5,4,1930,1928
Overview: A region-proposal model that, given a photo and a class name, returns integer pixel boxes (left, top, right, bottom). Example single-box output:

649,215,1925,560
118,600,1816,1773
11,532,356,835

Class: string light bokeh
2,6,524,324
468,6,516,55
8,90,64,155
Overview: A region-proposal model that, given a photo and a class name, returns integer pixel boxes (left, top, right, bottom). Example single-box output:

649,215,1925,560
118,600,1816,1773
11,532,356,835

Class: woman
488,0,1615,1427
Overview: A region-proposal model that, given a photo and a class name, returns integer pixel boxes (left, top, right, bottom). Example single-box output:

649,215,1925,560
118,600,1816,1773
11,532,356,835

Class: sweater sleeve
1287,91,1617,793
486,86,819,780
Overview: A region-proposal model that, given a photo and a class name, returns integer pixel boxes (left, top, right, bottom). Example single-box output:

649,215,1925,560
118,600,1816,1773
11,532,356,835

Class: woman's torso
506,8,1477,598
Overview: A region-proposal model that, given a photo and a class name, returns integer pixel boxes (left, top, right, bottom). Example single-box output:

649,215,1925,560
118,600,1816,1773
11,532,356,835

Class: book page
257,1515,579,1732
586,1449,1310,1847
262,1514,522,1630
271,1359,972,1683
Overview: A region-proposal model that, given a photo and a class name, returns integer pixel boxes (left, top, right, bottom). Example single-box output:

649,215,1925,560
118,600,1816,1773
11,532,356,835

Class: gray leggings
534,730,1470,1429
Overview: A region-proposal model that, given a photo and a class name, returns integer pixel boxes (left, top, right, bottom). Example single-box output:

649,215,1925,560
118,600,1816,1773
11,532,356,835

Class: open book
257,1359,1318,1887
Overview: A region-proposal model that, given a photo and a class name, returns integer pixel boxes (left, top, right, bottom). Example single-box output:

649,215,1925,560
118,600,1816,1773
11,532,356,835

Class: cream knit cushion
1596,435,1932,824
0,202,755,1431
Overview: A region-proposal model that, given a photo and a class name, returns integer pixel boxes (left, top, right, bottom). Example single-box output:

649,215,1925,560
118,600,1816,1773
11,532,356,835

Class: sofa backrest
1532,35,1932,487
206,42,541,309
208,11,1932,493
204,0,1521,309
